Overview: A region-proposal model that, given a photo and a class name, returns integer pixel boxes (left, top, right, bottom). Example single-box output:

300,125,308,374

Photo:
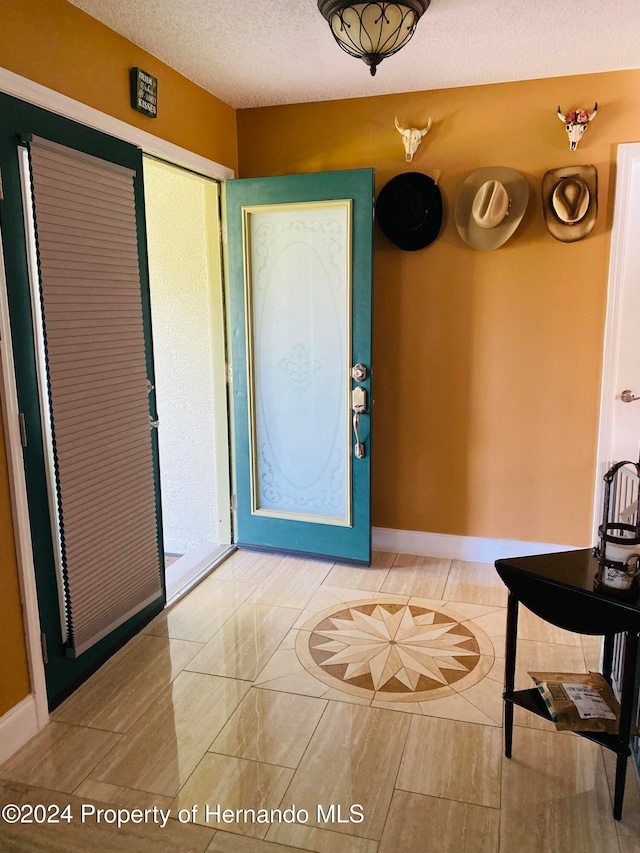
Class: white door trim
0,67,234,180
0,66,235,734
0,235,49,732
594,142,640,537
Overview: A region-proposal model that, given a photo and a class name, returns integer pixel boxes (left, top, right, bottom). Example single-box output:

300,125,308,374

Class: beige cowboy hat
455,167,529,250
542,165,598,242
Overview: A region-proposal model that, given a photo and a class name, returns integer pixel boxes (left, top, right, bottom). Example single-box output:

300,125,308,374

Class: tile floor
0,549,638,852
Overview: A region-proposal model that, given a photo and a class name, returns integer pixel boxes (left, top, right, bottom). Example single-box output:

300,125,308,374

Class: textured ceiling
67,0,640,109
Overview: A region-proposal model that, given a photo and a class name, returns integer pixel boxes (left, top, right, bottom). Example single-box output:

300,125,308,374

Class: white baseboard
0,695,39,765
372,527,584,563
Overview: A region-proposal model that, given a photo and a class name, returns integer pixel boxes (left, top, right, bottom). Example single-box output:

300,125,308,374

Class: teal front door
0,92,164,709
225,169,374,564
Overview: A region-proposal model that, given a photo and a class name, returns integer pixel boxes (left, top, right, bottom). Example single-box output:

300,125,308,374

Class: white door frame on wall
0,66,235,753
0,234,47,750
0,68,234,180
594,142,640,536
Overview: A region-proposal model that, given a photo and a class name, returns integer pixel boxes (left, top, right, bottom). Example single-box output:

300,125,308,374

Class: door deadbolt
352,363,368,382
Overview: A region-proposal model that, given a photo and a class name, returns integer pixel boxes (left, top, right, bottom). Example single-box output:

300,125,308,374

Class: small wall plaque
130,67,158,118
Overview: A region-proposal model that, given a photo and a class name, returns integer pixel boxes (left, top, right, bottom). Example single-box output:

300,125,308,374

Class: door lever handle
353,411,365,459
621,390,640,403
352,386,367,459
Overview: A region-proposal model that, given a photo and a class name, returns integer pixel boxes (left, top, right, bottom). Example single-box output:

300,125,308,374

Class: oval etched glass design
247,204,350,522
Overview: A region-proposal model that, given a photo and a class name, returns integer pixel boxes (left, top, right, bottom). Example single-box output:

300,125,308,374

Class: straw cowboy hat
455,167,529,250
542,165,598,242
375,172,443,251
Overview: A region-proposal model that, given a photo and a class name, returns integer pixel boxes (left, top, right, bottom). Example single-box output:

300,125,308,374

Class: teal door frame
226,169,374,564
0,91,165,709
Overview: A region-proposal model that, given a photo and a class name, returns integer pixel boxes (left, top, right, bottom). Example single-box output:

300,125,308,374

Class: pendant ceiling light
317,1,430,76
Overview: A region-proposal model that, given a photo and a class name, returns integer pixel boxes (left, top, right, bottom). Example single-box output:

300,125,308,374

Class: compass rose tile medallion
296,598,494,703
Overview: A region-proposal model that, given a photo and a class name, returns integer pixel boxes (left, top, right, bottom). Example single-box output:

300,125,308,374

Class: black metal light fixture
318,1,430,76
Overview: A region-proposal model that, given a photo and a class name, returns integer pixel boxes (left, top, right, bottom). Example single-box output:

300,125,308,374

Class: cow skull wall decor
395,116,432,162
557,103,598,150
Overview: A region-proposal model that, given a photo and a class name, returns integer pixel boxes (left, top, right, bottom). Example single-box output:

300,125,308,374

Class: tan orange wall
238,69,640,546
0,0,238,171
0,0,238,714
0,405,30,716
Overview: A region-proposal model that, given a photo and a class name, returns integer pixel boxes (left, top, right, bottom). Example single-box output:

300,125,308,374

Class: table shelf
496,549,640,820
504,688,627,754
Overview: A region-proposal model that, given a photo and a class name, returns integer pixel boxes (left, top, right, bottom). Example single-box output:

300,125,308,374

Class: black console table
495,549,640,820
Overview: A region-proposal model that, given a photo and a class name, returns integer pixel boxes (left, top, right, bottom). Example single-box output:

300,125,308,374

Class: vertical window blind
27,135,163,657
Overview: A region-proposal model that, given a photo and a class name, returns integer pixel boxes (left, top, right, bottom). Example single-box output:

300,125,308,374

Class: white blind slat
60,493,158,537
52,397,149,428
56,411,152,446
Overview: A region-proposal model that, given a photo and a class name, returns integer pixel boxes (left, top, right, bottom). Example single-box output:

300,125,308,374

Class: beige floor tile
500,727,619,853
381,555,451,598
145,578,254,643
280,702,411,840
372,550,399,567
582,633,604,670
250,555,333,609
0,778,214,852
51,633,203,732
466,609,506,656
397,716,502,808
323,551,395,592
206,832,327,853
254,647,331,698
441,601,505,620
267,822,379,853
254,649,371,705
418,692,499,726
210,549,286,586
378,789,500,853
277,628,298,650
602,748,640,837
187,603,300,680
443,561,508,607
9,546,620,853
293,585,408,629
172,753,294,838
0,722,121,794
91,671,250,797
313,685,373,706
73,778,174,811
487,655,505,684
512,703,562,733
254,644,374,708
210,688,327,768
514,638,587,691
406,595,487,617
254,631,371,705
516,605,582,646
451,677,503,725
372,698,424,715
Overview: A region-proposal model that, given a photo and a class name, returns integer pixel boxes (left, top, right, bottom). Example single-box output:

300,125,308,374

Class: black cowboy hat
375,172,442,251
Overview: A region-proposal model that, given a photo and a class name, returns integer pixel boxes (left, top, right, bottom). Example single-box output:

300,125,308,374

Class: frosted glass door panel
244,201,352,525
